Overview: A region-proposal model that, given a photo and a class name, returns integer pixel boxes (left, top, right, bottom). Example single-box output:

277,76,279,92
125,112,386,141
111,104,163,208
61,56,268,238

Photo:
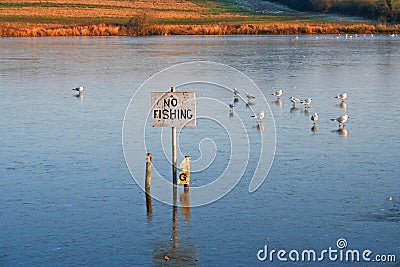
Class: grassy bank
0,0,399,36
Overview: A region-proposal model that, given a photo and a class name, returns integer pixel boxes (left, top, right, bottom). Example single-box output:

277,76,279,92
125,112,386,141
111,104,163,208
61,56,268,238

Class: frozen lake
1,35,399,266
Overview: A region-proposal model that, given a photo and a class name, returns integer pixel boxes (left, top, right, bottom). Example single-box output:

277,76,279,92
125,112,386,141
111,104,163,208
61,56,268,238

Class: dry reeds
1,22,399,37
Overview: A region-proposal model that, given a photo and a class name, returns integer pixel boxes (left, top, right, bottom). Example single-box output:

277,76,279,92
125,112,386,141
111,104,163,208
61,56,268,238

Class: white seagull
271,89,283,98
311,112,318,124
300,98,312,108
229,103,235,112
331,114,349,128
251,111,266,124
72,86,84,95
179,156,190,172
233,88,239,102
334,92,348,102
289,96,300,106
245,93,256,100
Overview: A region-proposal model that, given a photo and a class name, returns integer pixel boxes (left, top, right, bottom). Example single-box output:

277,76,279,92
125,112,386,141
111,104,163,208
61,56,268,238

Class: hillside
264,0,400,23
0,0,399,36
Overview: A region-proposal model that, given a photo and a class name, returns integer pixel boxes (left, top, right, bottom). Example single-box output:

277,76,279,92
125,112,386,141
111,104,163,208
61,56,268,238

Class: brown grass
2,22,399,37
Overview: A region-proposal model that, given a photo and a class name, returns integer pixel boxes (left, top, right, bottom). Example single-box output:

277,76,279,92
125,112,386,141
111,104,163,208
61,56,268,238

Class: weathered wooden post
171,86,177,186
178,155,190,192
184,155,190,192
145,152,152,216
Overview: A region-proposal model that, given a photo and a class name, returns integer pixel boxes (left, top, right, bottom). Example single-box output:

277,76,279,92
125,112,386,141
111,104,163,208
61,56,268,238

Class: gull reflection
311,125,318,134
290,106,300,113
255,124,265,131
337,102,347,109
246,100,255,107
333,128,348,137
274,99,282,108
75,93,84,102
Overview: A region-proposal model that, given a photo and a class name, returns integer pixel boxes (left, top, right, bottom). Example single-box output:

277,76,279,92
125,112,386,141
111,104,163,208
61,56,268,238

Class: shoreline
1,22,400,37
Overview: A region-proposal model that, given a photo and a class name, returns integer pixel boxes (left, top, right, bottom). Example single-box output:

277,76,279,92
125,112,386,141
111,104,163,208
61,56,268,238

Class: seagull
251,111,266,125
311,112,318,124
179,156,190,171
271,89,283,98
233,88,239,102
245,93,256,100
245,93,256,106
72,86,84,95
229,103,235,112
331,114,349,128
289,96,300,106
300,98,312,108
334,92,347,102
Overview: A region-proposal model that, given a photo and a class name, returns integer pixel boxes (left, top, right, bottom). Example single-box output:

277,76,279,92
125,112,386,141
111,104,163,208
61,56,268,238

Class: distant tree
266,0,399,23
386,0,393,11
309,0,334,12
126,12,152,35
374,0,394,23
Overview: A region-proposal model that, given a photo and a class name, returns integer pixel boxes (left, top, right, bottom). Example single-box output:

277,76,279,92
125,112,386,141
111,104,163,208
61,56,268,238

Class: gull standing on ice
245,93,256,100
251,111,266,125
289,96,300,106
228,103,235,113
331,114,349,128
334,92,347,102
311,112,318,124
179,156,190,172
300,98,312,108
245,93,256,106
233,88,239,102
271,89,283,98
72,86,84,95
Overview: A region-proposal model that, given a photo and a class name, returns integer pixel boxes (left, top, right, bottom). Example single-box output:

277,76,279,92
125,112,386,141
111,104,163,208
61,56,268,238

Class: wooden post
184,156,190,192
145,153,152,216
171,86,177,186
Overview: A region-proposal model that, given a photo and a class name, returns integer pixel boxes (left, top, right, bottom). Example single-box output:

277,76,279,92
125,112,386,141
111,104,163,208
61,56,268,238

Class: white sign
151,92,196,128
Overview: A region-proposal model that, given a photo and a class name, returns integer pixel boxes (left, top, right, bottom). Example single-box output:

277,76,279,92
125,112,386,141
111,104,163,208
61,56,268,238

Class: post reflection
152,187,197,265
179,189,191,222
145,189,152,220
172,187,178,249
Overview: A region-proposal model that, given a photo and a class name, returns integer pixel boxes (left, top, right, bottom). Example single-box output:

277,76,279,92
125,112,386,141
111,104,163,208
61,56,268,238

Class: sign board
178,170,190,185
151,92,196,128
